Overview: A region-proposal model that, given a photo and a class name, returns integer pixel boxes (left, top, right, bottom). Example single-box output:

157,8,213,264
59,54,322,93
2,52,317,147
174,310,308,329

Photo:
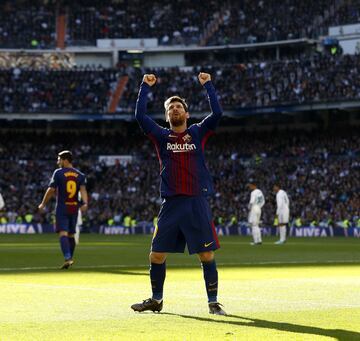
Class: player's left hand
38,203,46,213
198,72,211,85
143,74,157,86
80,204,88,213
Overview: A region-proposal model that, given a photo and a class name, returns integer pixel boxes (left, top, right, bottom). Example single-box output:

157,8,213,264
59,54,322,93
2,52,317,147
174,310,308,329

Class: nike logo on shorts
204,241,214,247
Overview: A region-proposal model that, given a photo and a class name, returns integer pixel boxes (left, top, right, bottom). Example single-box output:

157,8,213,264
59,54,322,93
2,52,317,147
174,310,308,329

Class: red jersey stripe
181,150,185,194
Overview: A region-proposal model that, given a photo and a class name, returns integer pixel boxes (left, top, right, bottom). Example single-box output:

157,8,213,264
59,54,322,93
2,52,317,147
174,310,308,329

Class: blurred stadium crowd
0,0,359,48
1,54,360,113
122,54,360,112
0,129,358,229
0,67,118,113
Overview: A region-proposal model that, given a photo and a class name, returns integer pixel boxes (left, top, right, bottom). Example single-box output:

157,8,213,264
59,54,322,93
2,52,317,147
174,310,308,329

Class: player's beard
170,115,186,127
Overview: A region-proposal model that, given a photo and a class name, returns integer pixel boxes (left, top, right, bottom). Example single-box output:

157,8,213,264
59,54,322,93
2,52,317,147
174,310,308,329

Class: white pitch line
0,259,359,272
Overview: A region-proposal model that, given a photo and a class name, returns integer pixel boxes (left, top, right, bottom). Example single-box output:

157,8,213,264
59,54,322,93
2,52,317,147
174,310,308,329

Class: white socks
252,226,262,243
279,226,286,242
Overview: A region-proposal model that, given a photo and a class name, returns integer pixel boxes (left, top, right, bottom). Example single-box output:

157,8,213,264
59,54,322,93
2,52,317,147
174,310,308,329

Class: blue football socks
59,236,71,260
150,262,166,301
202,260,218,303
68,236,76,257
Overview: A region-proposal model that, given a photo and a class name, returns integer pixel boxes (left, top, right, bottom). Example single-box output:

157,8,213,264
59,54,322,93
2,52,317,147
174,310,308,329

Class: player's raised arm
135,74,161,135
198,72,223,130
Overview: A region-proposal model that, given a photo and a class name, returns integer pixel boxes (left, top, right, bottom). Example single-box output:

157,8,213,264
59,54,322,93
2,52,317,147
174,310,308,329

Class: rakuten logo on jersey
167,142,196,153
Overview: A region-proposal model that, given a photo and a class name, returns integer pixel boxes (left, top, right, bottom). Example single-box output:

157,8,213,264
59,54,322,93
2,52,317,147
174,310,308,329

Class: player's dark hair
58,150,73,163
164,96,188,113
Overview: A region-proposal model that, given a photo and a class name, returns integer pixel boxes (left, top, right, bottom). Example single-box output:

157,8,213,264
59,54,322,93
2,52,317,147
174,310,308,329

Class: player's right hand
38,204,46,213
80,204,88,213
198,72,211,85
143,74,156,86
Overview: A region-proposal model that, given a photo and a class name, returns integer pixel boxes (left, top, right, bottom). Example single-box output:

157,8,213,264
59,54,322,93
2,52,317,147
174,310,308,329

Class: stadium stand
323,0,360,27
0,67,121,113
119,55,360,112
1,54,360,114
0,0,358,48
0,1,56,49
64,0,360,46
0,128,358,229
67,0,224,46
206,0,340,45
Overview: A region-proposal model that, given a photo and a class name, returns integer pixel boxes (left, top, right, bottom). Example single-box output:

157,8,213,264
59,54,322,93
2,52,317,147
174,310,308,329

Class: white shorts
248,206,261,225
76,209,83,226
278,209,289,224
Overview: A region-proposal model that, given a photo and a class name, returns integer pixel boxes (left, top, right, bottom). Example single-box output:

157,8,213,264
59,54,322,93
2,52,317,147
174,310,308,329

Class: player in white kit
273,184,290,244
247,181,265,245
0,192,4,210
74,192,83,244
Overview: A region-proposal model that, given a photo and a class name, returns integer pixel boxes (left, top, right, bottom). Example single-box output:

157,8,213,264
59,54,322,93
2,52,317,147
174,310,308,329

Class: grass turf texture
0,235,359,341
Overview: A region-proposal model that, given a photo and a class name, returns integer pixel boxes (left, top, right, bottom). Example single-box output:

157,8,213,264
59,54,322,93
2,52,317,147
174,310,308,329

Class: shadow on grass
162,313,360,341
93,269,148,276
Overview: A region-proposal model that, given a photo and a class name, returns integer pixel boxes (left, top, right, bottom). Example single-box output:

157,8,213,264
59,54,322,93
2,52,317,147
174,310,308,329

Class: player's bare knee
150,252,167,264
198,251,214,262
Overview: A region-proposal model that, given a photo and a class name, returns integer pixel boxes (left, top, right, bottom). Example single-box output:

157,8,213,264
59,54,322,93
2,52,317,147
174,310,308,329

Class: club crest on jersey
182,134,192,143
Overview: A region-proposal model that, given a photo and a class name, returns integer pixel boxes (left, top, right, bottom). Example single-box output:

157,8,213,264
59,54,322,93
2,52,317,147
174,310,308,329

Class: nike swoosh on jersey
204,241,214,247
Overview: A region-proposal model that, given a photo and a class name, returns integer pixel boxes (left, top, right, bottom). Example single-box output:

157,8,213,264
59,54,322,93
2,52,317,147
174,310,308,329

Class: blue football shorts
55,213,78,234
151,195,220,254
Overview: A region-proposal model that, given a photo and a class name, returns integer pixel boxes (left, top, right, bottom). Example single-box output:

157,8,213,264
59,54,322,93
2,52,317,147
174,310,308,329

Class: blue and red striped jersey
49,167,86,215
135,81,222,198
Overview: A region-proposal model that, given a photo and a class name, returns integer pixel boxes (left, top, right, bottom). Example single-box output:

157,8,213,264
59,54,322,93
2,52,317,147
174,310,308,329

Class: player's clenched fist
198,72,211,85
143,74,157,86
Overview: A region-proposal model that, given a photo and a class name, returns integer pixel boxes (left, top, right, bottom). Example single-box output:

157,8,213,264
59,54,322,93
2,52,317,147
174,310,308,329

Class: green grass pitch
0,234,359,340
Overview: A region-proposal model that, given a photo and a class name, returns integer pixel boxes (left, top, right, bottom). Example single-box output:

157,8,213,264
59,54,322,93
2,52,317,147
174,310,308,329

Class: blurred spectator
0,1,56,49
324,1,360,27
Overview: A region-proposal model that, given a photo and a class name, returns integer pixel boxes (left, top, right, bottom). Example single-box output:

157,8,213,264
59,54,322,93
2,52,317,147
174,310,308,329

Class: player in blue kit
38,150,88,269
131,73,226,315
